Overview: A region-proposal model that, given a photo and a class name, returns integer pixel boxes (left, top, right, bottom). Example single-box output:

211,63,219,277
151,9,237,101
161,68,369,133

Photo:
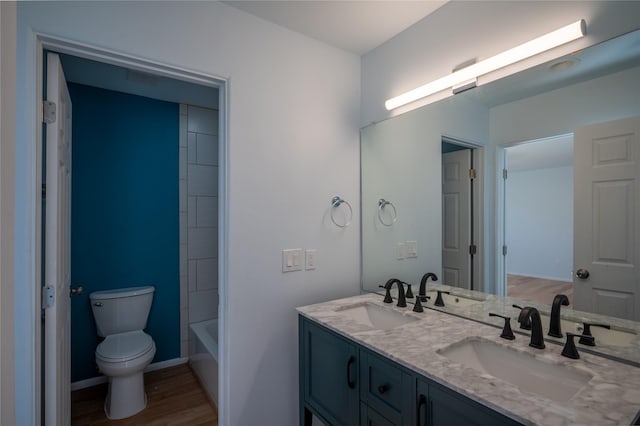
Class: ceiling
223,1,448,55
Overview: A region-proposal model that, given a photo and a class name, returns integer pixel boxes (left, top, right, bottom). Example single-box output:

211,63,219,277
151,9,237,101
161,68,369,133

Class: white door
574,116,640,320
44,52,72,426
442,149,471,289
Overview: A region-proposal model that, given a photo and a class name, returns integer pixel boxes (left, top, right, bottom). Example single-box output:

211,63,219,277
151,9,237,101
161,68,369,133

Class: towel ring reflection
330,196,352,228
378,199,397,227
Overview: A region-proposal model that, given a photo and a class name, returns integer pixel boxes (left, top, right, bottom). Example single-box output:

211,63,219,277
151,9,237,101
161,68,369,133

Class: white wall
362,1,640,126
506,166,573,281
0,2,17,424
15,2,360,425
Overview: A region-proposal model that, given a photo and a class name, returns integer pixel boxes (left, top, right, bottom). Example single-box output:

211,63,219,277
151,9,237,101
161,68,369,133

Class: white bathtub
190,319,218,409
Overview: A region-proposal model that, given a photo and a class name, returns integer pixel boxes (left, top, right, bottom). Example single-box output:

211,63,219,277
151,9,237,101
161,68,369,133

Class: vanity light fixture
385,19,586,111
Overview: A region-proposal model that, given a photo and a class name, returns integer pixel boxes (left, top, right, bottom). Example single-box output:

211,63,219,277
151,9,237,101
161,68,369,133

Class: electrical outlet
282,249,303,273
305,249,317,270
406,241,417,258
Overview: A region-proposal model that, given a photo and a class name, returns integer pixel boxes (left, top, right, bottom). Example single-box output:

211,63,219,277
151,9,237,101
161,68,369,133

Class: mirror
361,29,640,361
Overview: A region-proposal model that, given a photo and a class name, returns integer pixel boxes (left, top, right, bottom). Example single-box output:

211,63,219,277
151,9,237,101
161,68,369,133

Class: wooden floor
507,274,573,306
71,364,218,426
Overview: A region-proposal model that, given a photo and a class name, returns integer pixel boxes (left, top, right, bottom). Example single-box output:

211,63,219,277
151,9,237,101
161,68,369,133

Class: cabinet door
301,318,359,426
426,380,521,426
360,350,414,426
360,403,396,426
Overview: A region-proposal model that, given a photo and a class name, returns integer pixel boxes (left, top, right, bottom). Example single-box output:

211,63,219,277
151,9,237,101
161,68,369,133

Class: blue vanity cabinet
417,378,521,426
300,317,359,426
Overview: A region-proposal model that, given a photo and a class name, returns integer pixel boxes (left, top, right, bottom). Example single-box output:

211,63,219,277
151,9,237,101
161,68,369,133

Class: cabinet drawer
360,350,413,425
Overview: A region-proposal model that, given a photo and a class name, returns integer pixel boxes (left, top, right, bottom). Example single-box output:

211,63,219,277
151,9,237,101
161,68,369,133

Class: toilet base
104,372,147,420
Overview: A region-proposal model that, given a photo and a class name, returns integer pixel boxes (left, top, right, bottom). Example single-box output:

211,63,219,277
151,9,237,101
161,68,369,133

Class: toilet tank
90,286,155,337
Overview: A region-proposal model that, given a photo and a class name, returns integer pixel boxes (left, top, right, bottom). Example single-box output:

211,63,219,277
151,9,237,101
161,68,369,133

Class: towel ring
330,196,352,228
378,199,397,227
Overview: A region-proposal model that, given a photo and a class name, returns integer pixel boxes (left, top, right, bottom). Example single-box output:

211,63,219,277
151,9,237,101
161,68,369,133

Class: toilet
90,286,156,420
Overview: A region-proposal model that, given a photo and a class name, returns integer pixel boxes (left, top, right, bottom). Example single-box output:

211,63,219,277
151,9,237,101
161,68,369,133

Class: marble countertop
298,293,640,426
385,283,640,366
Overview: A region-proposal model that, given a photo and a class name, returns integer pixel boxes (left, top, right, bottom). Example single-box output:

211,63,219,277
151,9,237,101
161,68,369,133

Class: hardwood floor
507,274,573,306
72,363,218,426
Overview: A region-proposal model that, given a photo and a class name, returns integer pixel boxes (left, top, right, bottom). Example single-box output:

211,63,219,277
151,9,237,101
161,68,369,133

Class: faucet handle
512,305,531,330
579,322,611,346
378,285,393,304
489,313,515,340
404,282,414,299
434,290,450,307
413,295,424,312
562,332,595,359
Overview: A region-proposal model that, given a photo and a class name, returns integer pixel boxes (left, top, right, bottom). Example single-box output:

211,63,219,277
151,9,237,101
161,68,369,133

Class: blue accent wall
69,83,179,382
442,141,469,154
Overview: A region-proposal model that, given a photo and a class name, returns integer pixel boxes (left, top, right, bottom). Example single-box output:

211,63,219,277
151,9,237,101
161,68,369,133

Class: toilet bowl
90,286,156,420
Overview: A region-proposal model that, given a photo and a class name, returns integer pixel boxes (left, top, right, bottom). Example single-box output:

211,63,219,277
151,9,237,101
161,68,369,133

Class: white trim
29,33,228,425
70,357,190,391
0,3,17,424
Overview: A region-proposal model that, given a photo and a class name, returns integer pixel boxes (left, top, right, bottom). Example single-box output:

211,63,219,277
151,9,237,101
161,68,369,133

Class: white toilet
90,286,156,420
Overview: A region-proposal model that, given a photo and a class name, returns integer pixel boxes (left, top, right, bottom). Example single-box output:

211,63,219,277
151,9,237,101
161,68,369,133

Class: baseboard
70,357,189,391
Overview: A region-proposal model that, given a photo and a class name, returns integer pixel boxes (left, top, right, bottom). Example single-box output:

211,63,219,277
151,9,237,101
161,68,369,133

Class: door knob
70,285,83,296
575,269,590,280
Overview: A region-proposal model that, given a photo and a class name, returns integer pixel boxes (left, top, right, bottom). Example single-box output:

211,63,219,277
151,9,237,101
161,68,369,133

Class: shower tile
181,340,189,358
189,289,217,323
188,197,197,227
188,260,197,292
196,258,217,291
179,147,187,179
179,212,187,245
179,114,188,147
180,307,189,340
180,275,188,309
180,244,187,276
188,227,216,259
187,105,218,135
187,165,217,196
196,133,218,166
196,196,217,228
188,132,197,163
179,179,187,212
179,104,188,116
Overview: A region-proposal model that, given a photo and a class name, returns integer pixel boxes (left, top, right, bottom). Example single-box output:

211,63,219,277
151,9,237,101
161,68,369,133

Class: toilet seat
96,331,154,363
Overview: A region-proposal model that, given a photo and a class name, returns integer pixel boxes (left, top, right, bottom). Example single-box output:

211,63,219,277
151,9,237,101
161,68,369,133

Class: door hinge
503,169,508,180
42,100,56,124
42,286,55,309
469,244,477,256
502,245,508,256
469,168,477,180
42,183,46,199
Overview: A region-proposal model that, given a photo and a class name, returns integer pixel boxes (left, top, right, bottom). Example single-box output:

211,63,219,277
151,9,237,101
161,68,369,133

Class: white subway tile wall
179,104,219,357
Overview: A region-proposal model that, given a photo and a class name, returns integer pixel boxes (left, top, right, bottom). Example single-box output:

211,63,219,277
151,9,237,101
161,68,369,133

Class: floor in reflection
507,274,573,306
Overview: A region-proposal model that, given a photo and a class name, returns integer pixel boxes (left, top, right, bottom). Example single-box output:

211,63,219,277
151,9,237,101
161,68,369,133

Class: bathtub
190,319,218,409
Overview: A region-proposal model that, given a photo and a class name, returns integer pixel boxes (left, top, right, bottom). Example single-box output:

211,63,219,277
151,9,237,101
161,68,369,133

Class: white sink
438,337,592,403
337,303,419,330
425,291,483,308
539,314,637,347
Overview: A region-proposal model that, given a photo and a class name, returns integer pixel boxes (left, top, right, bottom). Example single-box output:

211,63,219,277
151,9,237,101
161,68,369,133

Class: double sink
335,299,595,404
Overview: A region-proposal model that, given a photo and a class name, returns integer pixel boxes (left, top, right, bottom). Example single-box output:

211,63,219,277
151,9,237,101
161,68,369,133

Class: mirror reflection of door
442,141,475,290
573,116,640,321
504,135,574,305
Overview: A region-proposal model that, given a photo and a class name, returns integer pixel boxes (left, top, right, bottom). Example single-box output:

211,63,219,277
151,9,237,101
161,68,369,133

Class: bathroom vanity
298,294,640,426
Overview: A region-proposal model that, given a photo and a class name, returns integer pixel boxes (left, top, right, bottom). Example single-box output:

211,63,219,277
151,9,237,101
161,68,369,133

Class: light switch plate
282,248,303,272
396,243,406,259
305,249,316,270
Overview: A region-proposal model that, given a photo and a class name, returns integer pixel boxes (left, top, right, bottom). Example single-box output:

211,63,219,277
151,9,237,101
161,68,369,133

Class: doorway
38,39,226,425
441,138,483,291
502,135,574,305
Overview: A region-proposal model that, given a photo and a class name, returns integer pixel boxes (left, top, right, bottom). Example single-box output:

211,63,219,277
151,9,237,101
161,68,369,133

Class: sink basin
539,314,637,347
337,303,419,330
438,338,592,403
425,291,483,308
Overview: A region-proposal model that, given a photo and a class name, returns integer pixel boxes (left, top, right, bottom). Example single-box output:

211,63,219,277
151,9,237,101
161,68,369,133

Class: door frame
496,133,573,297
24,33,229,425
441,136,484,292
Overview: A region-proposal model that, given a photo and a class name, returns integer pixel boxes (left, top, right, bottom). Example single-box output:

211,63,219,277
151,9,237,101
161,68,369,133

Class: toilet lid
96,331,154,362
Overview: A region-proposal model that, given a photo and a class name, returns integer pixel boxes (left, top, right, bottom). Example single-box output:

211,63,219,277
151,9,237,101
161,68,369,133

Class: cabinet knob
377,384,390,394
